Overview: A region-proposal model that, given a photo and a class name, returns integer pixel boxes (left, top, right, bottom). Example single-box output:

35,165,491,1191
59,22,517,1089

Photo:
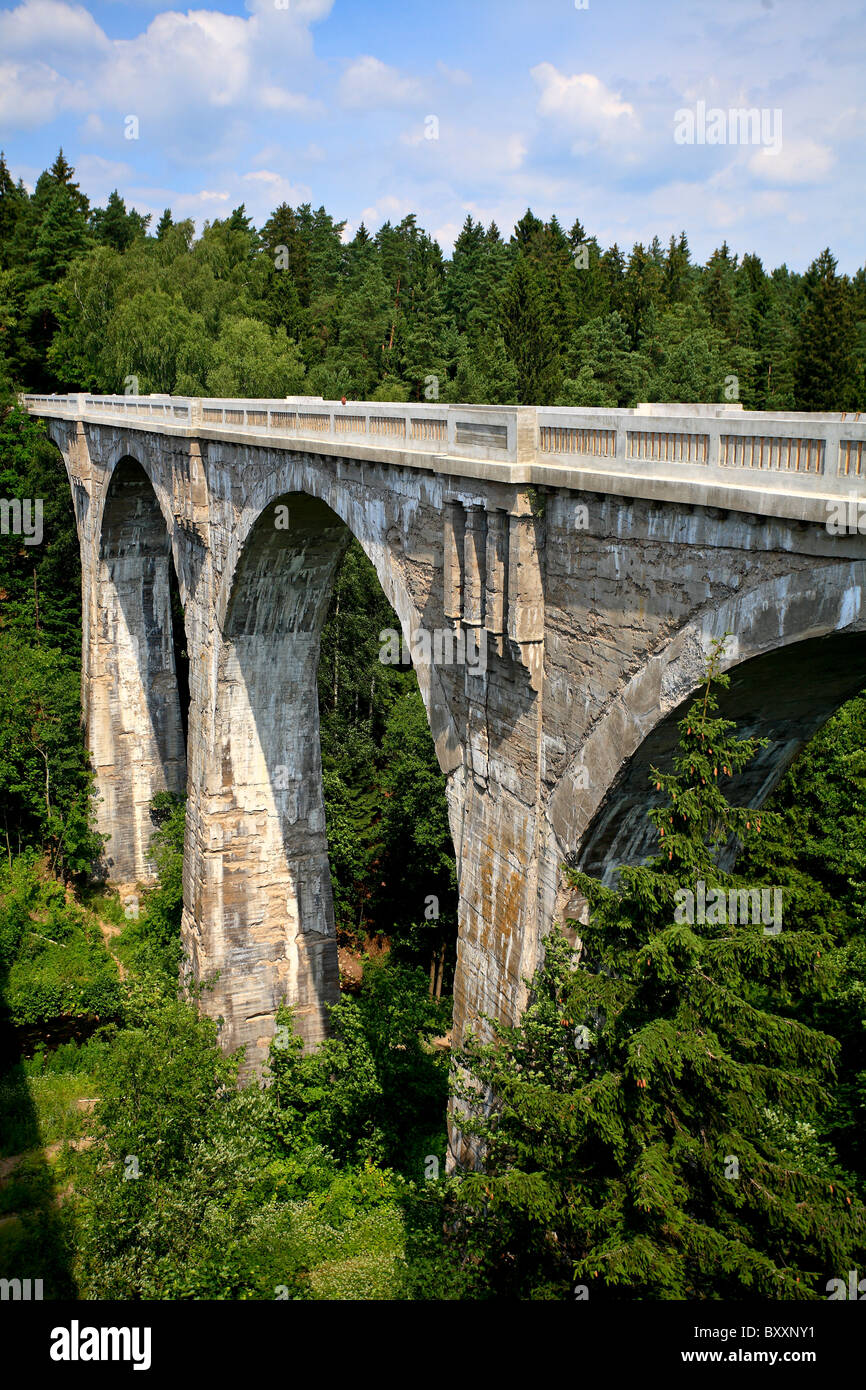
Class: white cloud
359,192,418,227
0,60,85,128
531,63,638,146
80,112,108,139
400,123,526,179
0,0,109,62
0,0,327,153
245,0,333,19
242,169,310,205
75,152,135,183
339,55,425,110
436,62,471,87
748,137,835,185
259,87,323,115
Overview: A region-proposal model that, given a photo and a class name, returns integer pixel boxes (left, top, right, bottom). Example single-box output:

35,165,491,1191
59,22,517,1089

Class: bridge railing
195,396,532,464
536,404,866,495
19,393,534,465
17,393,866,492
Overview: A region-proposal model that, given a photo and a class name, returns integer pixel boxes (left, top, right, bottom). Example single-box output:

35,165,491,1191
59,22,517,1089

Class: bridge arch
185,483,463,1069
547,561,866,886
88,453,188,883
215,465,463,778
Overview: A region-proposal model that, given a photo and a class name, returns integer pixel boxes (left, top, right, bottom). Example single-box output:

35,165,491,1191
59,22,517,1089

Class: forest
0,150,865,1299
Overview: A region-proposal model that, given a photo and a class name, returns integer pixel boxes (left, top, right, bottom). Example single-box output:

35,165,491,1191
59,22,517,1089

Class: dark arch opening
317,535,459,997
577,630,866,883
208,490,457,1069
95,457,187,881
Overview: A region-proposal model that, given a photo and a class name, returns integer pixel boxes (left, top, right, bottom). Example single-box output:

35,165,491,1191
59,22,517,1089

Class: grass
0,1064,85,1298
0,1069,95,1156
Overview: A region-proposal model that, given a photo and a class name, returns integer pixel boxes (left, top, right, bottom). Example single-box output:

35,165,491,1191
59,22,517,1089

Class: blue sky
1,0,864,269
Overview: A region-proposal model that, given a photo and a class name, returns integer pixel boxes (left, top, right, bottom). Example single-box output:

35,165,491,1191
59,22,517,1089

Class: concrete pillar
462,506,486,627
507,510,545,644
443,501,464,622
484,509,508,643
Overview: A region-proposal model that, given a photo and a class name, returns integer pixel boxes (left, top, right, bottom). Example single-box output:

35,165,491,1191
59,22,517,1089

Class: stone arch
96,439,194,609
89,453,187,883
187,483,464,1071
546,561,866,888
215,466,463,780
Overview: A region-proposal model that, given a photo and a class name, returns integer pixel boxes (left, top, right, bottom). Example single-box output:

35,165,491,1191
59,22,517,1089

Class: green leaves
0,857,123,1027
265,961,449,1174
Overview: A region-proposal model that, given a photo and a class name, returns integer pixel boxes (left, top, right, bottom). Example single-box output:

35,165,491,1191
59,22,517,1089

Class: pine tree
0,153,27,269
662,232,691,305
90,190,150,252
450,639,866,1299
621,242,663,347
499,255,560,404
398,261,449,401
794,249,861,411
155,208,173,241
702,244,736,336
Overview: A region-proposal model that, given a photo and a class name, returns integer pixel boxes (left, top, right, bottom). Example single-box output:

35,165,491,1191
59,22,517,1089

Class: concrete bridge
20,391,866,1072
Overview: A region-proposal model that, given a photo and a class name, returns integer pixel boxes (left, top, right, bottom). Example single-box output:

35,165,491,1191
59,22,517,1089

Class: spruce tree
0,153,27,269
155,208,173,241
499,254,560,404
794,248,861,411
451,639,866,1299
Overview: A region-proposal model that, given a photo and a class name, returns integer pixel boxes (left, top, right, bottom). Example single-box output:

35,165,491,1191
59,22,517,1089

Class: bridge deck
20,393,866,524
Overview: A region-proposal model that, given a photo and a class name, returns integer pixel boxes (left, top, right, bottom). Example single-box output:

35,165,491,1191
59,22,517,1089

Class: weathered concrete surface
35,402,866,1094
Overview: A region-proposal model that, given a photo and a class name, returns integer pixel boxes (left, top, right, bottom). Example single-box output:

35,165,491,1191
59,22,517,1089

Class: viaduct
20,391,866,1073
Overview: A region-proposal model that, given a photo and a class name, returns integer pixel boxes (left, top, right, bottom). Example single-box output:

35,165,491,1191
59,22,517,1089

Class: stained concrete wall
43,417,866,1089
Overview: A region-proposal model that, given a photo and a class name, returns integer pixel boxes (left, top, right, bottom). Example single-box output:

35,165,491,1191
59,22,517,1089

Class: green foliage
0,856,122,1028
119,793,186,983
317,539,457,957
737,693,866,1182
73,999,289,1299
0,150,863,410
795,249,862,410
0,635,102,875
0,400,101,876
265,960,450,1173
448,644,866,1299
64,990,414,1299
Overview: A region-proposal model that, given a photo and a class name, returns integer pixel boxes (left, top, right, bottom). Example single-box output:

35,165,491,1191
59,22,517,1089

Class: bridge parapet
19,392,866,521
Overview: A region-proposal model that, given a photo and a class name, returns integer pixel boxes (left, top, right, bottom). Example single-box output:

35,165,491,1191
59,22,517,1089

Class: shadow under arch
576,630,866,883
190,489,461,1073
91,455,187,884
546,559,866,889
